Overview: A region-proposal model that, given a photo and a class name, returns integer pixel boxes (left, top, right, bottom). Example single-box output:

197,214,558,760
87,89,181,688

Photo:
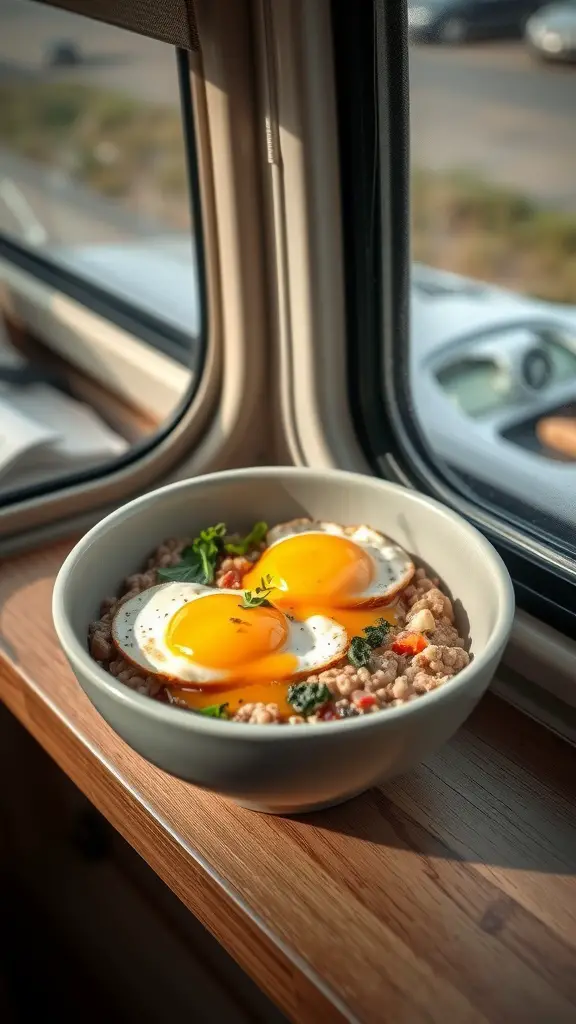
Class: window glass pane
0,1,202,500
0,0,199,336
408,4,576,549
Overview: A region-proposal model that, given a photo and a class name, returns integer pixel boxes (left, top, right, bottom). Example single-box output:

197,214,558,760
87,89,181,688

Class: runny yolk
305,602,397,638
243,532,374,606
169,681,294,717
165,592,298,683
165,605,398,713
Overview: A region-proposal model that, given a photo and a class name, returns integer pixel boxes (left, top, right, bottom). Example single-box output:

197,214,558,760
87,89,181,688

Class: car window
407,8,576,555
331,0,576,636
0,0,202,502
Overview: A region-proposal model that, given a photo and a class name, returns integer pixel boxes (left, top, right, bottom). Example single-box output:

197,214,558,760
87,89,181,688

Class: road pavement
409,41,576,208
0,1,184,247
0,0,178,103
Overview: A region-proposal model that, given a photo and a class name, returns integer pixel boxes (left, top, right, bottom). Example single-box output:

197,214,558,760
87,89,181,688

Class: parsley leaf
157,560,206,584
157,522,226,585
224,521,268,556
287,682,331,716
347,617,391,669
187,522,226,584
197,702,229,719
239,574,277,609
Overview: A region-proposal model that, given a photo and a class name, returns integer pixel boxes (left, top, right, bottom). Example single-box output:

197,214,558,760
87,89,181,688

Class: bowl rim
52,466,515,740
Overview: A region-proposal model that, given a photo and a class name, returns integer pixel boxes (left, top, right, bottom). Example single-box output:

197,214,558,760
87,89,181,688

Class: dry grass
1,80,575,303
412,169,576,304
0,80,189,228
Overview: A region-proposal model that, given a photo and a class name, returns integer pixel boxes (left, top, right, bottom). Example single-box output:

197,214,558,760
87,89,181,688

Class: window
407,0,576,554
407,0,576,622
0,0,202,503
330,0,576,637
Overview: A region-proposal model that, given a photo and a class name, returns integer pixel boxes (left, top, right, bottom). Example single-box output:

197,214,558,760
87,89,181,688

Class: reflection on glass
0,0,199,336
436,358,511,418
0,2,199,499
408,10,576,536
546,334,576,380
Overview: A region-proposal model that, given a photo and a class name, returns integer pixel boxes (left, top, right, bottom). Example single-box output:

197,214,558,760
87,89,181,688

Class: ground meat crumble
89,545,470,725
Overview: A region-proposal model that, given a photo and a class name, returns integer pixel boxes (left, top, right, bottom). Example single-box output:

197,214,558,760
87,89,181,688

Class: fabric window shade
36,0,199,51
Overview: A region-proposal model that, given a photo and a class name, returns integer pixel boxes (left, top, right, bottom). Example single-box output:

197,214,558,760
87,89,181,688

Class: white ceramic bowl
53,467,514,814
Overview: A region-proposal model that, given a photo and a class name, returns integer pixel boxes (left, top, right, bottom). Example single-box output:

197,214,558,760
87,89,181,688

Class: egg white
111,581,348,685
265,519,414,604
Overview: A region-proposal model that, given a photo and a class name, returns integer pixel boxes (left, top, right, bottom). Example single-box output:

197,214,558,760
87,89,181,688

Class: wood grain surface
1,539,576,1023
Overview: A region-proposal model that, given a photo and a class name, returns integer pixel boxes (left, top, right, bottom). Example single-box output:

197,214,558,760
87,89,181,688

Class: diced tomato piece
317,703,337,721
355,694,377,710
219,569,241,589
391,632,428,656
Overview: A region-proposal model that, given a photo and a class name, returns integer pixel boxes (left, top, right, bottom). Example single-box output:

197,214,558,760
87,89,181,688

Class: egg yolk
165,592,298,682
168,681,294,717
243,532,374,607
305,602,397,638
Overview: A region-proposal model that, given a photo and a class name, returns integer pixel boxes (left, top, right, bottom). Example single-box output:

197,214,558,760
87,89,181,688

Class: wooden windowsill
1,539,576,1023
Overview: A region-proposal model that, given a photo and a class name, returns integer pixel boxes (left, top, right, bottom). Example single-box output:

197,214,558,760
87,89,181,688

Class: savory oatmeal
88,518,469,724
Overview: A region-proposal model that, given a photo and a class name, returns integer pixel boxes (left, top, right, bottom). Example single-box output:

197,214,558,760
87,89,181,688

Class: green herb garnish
287,682,331,716
157,523,226,585
197,702,229,719
239,574,276,609
347,636,373,669
363,618,391,648
156,562,207,584
189,523,226,582
224,521,268,556
347,617,391,669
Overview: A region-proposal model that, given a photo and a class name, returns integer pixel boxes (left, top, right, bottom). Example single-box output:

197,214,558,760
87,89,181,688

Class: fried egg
111,582,348,686
243,519,414,608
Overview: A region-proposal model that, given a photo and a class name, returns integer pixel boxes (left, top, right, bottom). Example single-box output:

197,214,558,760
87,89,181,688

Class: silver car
525,1,576,61
411,263,576,527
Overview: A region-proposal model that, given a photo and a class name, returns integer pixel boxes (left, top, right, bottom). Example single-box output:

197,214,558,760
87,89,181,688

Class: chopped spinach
197,702,229,719
347,617,391,669
347,635,373,669
287,682,331,716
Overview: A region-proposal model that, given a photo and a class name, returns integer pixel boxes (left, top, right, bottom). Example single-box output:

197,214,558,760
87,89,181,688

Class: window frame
0,0,269,544
254,0,370,473
1,254,191,422
0,235,196,369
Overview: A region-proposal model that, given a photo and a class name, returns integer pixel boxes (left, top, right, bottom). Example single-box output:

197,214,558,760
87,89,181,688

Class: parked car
45,40,83,67
525,2,576,61
408,0,545,43
410,263,576,528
